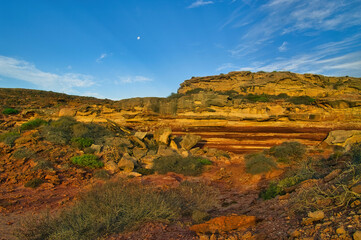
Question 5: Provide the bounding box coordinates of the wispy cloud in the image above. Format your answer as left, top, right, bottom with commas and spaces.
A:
217, 34, 361, 77
224, 0, 361, 57
117, 75, 153, 84
96, 53, 108, 63
188, 0, 214, 8
0, 55, 94, 93
278, 41, 288, 52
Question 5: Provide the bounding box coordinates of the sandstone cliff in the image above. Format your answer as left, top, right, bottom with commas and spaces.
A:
1, 71, 361, 153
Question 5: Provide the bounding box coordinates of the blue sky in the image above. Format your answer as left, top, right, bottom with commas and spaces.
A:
0, 0, 360, 100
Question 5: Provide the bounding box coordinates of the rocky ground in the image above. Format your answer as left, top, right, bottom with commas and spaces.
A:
0, 71, 361, 239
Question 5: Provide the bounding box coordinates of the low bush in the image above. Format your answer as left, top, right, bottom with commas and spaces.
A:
71, 137, 94, 149
70, 154, 104, 169
41, 117, 77, 144
0, 131, 20, 146
16, 180, 219, 240
152, 155, 210, 176
269, 141, 306, 162
33, 159, 54, 171
24, 178, 44, 188
287, 96, 315, 105
13, 148, 35, 159
349, 143, 361, 164
260, 160, 316, 200
41, 117, 113, 146
2, 108, 19, 115
245, 153, 277, 175
20, 119, 47, 131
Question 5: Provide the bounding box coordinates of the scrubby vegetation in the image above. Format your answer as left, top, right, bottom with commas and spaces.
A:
269, 141, 306, 162
152, 155, 211, 176
70, 154, 104, 169
20, 118, 47, 131
24, 178, 44, 188
16, 180, 219, 240
245, 153, 277, 174
260, 142, 361, 217
41, 116, 113, 145
2, 107, 19, 115
0, 131, 20, 146
12, 148, 35, 159
71, 137, 94, 149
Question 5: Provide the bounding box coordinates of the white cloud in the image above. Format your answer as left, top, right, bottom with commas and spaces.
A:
0, 55, 94, 93
278, 41, 288, 52
96, 53, 107, 63
117, 75, 153, 84
188, 0, 214, 8
224, 0, 361, 57
218, 34, 361, 77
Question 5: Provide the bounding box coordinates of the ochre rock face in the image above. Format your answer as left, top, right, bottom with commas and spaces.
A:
178, 71, 361, 98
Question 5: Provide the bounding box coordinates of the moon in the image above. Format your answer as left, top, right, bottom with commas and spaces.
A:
137, 36, 141, 40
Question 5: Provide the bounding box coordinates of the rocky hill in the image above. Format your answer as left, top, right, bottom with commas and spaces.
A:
1, 71, 361, 153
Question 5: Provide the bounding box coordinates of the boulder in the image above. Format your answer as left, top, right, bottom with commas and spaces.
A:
58, 108, 77, 117
140, 155, 157, 169
133, 147, 147, 160
190, 215, 256, 234
351, 183, 361, 194
354, 231, 361, 240
302, 210, 325, 225
157, 144, 178, 157
170, 139, 180, 151
104, 161, 119, 174
324, 130, 361, 150
323, 169, 342, 182
154, 127, 172, 145
180, 134, 201, 150
134, 131, 148, 140
90, 144, 102, 154
118, 153, 136, 172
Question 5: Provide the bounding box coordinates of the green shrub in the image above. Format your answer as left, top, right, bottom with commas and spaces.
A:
33, 159, 54, 171
20, 119, 47, 131
71, 154, 103, 169
269, 141, 306, 162
41, 117, 77, 144
25, 178, 44, 188
287, 96, 315, 105
13, 148, 35, 159
350, 143, 361, 164
152, 155, 207, 176
0, 131, 20, 146
2, 108, 19, 115
71, 137, 94, 149
199, 158, 212, 165
260, 182, 281, 200
245, 153, 277, 175
277, 93, 289, 99
261, 160, 316, 200
16, 180, 219, 240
